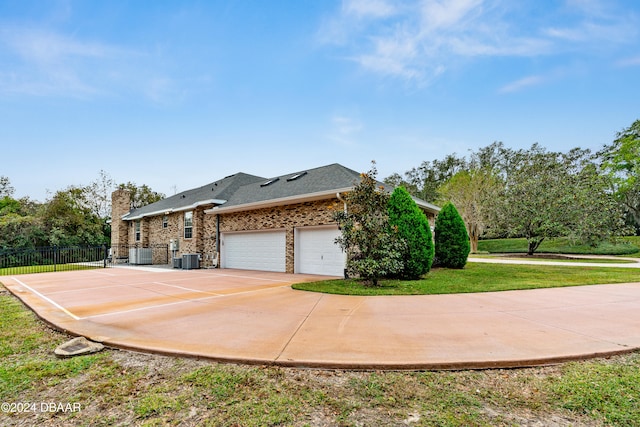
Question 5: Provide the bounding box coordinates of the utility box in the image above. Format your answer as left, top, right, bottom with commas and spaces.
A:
169, 239, 179, 251
172, 257, 182, 269
182, 254, 200, 270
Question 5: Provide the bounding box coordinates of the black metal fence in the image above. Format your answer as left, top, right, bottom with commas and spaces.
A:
0, 244, 169, 276
0, 245, 109, 276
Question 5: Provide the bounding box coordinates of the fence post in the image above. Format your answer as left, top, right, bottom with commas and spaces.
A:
54, 245, 58, 272
103, 244, 108, 268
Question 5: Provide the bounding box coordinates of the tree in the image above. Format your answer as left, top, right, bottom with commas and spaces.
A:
434, 202, 470, 269
495, 144, 628, 255
0, 176, 14, 198
388, 187, 434, 279
41, 187, 108, 246
86, 170, 116, 219
385, 154, 467, 203
334, 163, 404, 286
0, 195, 45, 249
599, 119, 640, 234
438, 168, 502, 253
117, 182, 165, 209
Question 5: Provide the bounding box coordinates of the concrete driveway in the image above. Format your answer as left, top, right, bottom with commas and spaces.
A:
3, 267, 640, 369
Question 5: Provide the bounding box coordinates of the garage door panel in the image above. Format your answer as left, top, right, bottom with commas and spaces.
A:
222, 231, 286, 272
297, 227, 344, 276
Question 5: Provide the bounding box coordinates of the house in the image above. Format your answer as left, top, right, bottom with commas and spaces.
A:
110, 163, 440, 276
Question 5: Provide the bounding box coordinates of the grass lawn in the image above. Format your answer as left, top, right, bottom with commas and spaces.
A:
0, 264, 100, 276
292, 262, 640, 296
2, 284, 640, 426
477, 236, 640, 256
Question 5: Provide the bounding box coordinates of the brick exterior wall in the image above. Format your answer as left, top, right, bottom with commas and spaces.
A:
111, 189, 436, 271
207, 198, 343, 272
110, 189, 131, 261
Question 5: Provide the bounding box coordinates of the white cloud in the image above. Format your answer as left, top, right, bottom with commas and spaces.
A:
419, 0, 483, 31
318, 0, 640, 86
3, 28, 112, 63
617, 55, 640, 67
343, 0, 397, 18
498, 75, 545, 93
0, 26, 133, 97
0, 26, 192, 104
329, 115, 363, 146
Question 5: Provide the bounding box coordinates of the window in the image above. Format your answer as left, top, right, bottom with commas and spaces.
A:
162, 215, 168, 229
135, 221, 141, 241
184, 211, 193, 239
287, 171, 307, 181
260, 177, 279, 187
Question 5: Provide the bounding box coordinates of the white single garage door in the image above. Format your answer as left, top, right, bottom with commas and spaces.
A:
296, 226, 345, 276
221, 230, 286, 272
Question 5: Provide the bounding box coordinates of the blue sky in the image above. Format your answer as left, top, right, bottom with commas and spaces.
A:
1, 0, 639, 201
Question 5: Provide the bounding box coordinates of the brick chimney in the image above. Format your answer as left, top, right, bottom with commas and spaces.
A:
110, 189, 131, 260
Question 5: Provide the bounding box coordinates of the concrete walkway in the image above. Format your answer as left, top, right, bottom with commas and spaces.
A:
468, 254, 640, 268
3, 264, 640, 370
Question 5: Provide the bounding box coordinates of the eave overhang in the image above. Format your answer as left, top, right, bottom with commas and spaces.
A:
123, 199, 227, 221
413, 197, 441, 213
204, 188, 354, 215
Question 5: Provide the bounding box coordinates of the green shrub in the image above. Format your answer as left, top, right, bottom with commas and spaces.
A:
434, 202, 470, 269
388, 187, 434, 279
333, 164, 404, 286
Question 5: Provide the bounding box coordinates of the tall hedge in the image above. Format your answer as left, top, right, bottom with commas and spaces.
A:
434, 202, 470, 269
388, 187, 434, 279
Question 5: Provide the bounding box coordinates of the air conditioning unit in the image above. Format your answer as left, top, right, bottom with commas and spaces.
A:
173, 257, 182, 269
182, 254, 200, 270
129, 248, 153, 265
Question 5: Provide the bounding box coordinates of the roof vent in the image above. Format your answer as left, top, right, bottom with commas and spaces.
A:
260, 177, 280, 187
286, 171, 307, 181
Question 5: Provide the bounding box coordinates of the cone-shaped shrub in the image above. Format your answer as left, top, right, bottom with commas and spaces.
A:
434, 202, 470, 269
388, 187, 434, 279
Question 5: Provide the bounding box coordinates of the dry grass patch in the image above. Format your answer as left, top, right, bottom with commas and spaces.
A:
2, 283, 639, 426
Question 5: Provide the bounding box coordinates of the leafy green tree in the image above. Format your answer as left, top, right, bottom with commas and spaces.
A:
41, 187, 108, 246
434, 202, 470, 269
438, 168, 502, 253
494, 144, 628, 255
600, 119, 640, 234
0, 176, 14, 198
385, 154, 467, 203
117, 182, 165, 209
334, 163, 404, 286
0, 213, 46, 249
388, 187, 434, 278
0, 192, 45, 249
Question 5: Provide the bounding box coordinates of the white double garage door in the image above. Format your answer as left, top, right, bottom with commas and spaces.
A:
220, 226, 344, 276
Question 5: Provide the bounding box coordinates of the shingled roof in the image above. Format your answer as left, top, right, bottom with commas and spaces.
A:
122, 163, 439, 220
122, 172, 265, 220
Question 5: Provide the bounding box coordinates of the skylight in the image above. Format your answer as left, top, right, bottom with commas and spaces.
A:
286, 171, 307, 181
260, 177, 280, 187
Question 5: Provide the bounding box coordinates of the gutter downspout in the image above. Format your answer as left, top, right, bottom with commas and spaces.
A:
215, 214, 221, 268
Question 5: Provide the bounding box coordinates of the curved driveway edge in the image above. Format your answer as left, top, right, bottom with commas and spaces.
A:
3, 267, 640, 370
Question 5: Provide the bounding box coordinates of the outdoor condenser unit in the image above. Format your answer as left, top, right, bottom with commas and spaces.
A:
182, 254, 200, 270
129, 248, 153, 265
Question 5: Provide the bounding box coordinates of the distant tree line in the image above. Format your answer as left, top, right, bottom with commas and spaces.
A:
0, 171, 164, 250
385, 119, 640, 255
